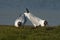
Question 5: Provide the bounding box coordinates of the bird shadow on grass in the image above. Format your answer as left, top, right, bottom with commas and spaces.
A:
46, 27, 56, 31
31, 26, 56, 31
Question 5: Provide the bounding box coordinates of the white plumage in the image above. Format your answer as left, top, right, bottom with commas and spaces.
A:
24, 12, 46, 27
14, 14, 27, 27
14, 8, 48, 27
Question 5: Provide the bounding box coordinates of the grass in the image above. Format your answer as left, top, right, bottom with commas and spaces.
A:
0, 25, 60, 40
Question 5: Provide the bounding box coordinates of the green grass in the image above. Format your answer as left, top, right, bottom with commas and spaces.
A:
0, 25, 60, 40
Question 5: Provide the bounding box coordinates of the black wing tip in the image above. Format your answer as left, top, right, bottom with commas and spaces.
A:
26, 8, 29, 13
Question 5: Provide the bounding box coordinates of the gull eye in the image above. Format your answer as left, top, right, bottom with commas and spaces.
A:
18, 22, 22, 26
44, 20, 48, 26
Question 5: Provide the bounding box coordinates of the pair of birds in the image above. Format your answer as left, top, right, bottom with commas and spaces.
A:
14, 8, 48, 27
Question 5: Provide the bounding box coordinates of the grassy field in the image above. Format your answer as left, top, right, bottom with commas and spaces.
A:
0, 25, 60, 40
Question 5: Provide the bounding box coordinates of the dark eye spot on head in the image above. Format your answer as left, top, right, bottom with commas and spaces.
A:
18, 22, 22, 26
44, 20, 48, 26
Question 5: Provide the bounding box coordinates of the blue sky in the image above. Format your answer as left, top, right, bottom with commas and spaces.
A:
0, 0, 60, 26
